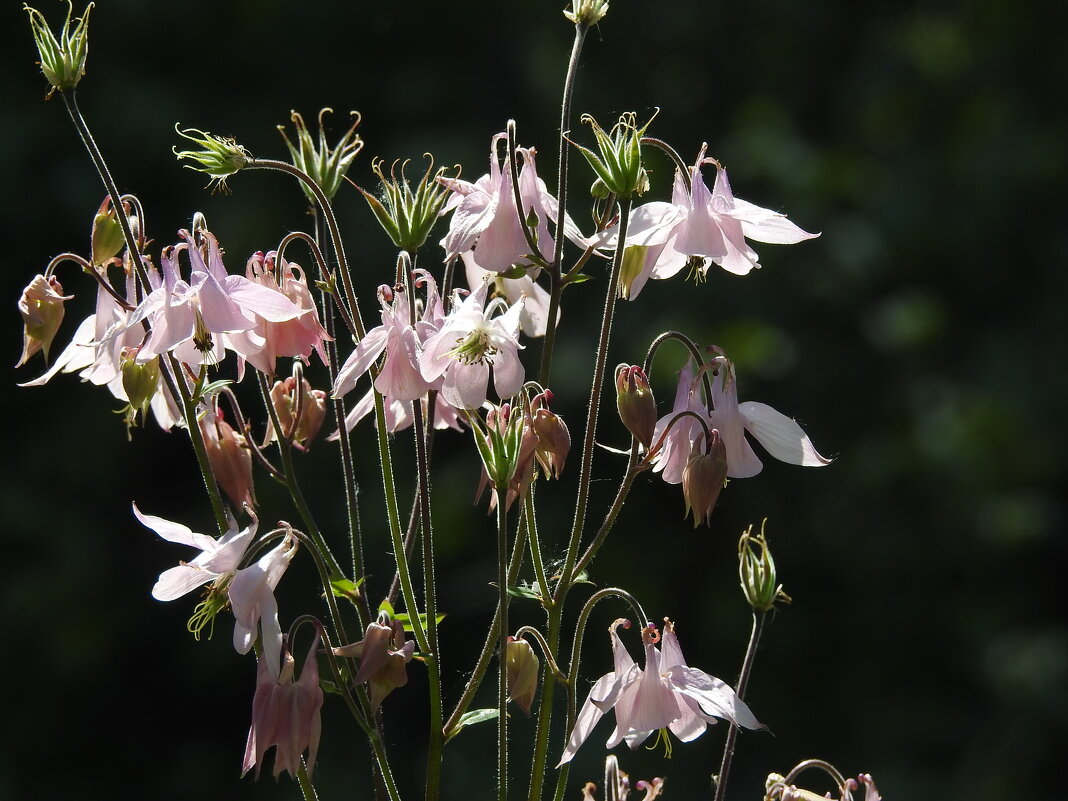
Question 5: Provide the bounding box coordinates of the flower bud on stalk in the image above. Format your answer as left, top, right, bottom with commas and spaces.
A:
91, 196, 126, 266
682, 428, 727, 527
201, 410, 255, 510
615, 364, 656, 447
739, 519, 791, 612
24, 2, 93, 96
17, 274, 72, 366
564, 0, 609, 26
505, 636, 540, 715
531, 390, 570, 478
265, 375, 328, 449
120, 347, 160, 417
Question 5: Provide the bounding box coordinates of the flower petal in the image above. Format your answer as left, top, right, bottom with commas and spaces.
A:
738, 401, 832, 467
665, 665, 764, 730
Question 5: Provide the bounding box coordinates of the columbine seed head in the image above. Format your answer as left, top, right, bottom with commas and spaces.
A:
24, 1, 93, 96
563, 0, 609, 26
278, 108, 363, 203
739, 519, 791, 612
574, 111, 655, 199
173, 125, 251, 193
359, 156, 453, 253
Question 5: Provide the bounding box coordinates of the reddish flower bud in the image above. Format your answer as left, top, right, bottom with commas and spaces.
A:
201, 408, 255, 510
265, 375, 328, 449
531, 391, 570, 478
615, 364, 656, 447
682, 428, 728, 527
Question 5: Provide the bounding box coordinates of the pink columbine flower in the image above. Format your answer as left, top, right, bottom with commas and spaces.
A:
332, 283, 430, 402
440, 133, 588, 273
419, 281, 525, 409
230, 530, 298, 678
333, 385, 466, 437
242, 630, 323, 780
130, 230, 307, 368
651, 355, 831, 480
133, 503, 256, 601
559, 619, 761, 765
603, 145, 818, 299
461, 251, 556, 338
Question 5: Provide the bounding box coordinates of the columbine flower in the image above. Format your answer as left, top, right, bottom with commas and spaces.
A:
242, 630, 323, 780
441, 133, 587, 273
230, 530, 298, 678
559, 619, 761, 765
133, 503, 256, 602
649, 361, 707, 485
704, 352, 831, 478
333, 283, 430, 402
420, 281, 525, 409
201, 405, 255, 510
462, 251, 556, 337
612, 144, 818, 298
334, 613, 415, 712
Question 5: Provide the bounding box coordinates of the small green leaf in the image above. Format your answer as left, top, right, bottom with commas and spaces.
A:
320, 679, 344, 695
378, 598, 395, 618
330, 577, 365, 602
505, 584, 542, 600
394, 611, 446, 632
446, 708, 500, 742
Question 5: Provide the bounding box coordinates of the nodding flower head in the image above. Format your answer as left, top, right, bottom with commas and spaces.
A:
174, 125, 252, 193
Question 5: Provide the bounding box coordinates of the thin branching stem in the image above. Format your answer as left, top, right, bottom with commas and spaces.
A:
713, 610, 767, 801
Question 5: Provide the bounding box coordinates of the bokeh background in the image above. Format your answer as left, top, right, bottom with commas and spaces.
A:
3, 1, 1066, 799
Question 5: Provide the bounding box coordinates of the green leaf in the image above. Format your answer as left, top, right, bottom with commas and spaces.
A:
505, 584, 542, 600
330, 577, 365, 602
378, 598, 395, 618
446, 708, 500, 742
394, 611, 447, 632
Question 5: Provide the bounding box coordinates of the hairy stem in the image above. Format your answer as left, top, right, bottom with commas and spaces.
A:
713, 611, 767, 801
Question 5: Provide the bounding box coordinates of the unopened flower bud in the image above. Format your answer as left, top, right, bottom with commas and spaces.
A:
120, 347, 160, 415
91, 196, 126, 266
531, 391, 570, 479
739, 519, 790, 612
506, 636, 540, 715
266, 375, 328, 449
24, 2, 93, 96
615, 364, 656, 447
17, 274, 72, 367
682, 429, 727, 527
201, 409, 255, 509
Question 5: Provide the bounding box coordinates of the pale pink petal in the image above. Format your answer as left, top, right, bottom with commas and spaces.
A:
664, 665, 763, 730
133, 504, 217, 551
738, 401, 831, 467
730, 198, 819, 244
332, 326, 390, 397
558, 672, 615, 766
152, 564, 217, 601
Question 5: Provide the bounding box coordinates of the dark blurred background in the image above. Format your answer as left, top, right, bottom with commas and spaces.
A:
3, 1, 1066, 799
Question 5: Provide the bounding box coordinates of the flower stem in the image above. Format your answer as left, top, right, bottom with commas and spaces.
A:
713, 610, 767, 801
58, 90, 228, 534
539, 22, 589, 386
497, 500, 511, 801
555, 196, 632, 609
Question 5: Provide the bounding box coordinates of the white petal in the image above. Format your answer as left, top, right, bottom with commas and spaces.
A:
133, 503, 217, 551
731, 198, 819, 244
558, 676, 611, 766
739, 401, 832, 467
152, 564, 216, 601
666, 666, 764, 730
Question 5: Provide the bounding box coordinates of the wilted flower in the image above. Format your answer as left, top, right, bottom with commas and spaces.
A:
16, 274, 72, 366
242, 631, 323, 780
559, 619, 762, 765
334, 613, 416, 712
265, 374, 328, 449
174, 126, 251, 193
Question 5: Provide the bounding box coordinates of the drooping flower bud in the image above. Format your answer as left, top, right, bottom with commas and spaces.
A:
358, 156, 453, 253
173, 125, 251, 193
24, 2, 93, 96
120, 346, 160, 418
17, 274, 72, 367
738, 519, 791, 612
265, 374, 328, 449
90, 196, 126, 266
681, 428, 728, 527
531, 391, 570, 479
615, 364, 656, 447
201, 408, 255, 510
506, 636, 540, 715
573, 112, 654, 199
278, 108, 363, 203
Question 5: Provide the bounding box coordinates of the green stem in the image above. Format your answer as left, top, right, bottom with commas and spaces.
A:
296, 759, 320, 800
497, 501, 510, 801
58, 90, 227, 534
713, 611, 767, 801
523, 485, 552, 612
539, 22, 589, 386
554, 196, 632, 609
